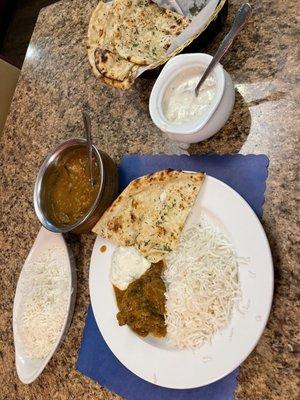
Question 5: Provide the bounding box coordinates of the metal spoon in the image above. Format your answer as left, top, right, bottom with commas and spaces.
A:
195, 3, 252, 96
82, 110, 94, 187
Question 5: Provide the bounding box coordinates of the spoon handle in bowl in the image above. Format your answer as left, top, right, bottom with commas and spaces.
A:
82, 110, 94, 187
195, 3, 252, 96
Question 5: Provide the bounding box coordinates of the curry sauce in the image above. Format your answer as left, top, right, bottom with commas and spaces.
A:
114, 261, 166, 338
46, 147, 100, 226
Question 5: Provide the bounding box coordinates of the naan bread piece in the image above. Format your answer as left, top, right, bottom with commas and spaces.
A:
94, 48, 138, 81
93, 170, 205, 262
100, 74, 136, 90
112, 0, 189, 66
87, 1, 138, 86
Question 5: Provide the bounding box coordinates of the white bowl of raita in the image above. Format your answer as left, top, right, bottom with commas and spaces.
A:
149, 53, 235, 143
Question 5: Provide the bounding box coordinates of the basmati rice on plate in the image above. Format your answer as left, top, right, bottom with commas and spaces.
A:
164, 219, 240, 350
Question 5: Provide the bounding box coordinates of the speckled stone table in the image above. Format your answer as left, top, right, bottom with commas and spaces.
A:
0, 0, 299, 399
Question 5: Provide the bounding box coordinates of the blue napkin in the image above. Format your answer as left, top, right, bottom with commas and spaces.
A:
77, 154, 269, 400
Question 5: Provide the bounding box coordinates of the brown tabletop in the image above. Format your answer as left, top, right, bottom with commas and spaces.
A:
0, 0, 299, 399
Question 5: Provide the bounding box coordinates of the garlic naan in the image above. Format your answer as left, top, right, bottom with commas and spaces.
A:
87, 0, 190, 89
87, 1, 138, 87
93, 170, 205, 262
112, 0, 189, 66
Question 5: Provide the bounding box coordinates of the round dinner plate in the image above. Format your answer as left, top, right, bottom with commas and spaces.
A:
89, 175, 273, 389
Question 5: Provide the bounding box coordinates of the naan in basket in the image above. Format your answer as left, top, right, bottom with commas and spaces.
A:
93, 170, 205, 262
112, 0, 189, 66
87, 0, 189, 89
87, 1, 138, 89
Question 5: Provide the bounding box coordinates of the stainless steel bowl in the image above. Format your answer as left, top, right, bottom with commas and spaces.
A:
34, 138, 118, 234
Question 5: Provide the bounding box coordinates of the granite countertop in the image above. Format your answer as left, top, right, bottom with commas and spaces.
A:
0, 0, 299, 399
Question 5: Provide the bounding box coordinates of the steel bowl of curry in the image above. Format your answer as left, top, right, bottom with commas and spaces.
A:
34, 138, 118, 233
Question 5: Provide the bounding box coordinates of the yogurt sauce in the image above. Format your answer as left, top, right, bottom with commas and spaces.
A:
162, 69, 217, 125
110, 246, 151, 290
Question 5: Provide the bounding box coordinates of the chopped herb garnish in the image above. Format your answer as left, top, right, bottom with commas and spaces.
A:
162, 244, 172, 252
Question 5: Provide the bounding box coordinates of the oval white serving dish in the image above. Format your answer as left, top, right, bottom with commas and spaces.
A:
13, 227, 76, 384
149, 53, 235, 143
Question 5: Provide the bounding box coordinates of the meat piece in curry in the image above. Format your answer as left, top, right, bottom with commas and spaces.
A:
114, 260, 166, 337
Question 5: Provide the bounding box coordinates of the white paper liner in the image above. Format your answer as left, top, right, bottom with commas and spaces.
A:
167, 0, 220, 54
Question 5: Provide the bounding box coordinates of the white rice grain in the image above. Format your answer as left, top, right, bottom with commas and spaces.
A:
164, 219, 240, 349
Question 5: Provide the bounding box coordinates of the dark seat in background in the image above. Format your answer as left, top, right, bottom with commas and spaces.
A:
0, 1, 20, 134
0, 0, 13, 50
0, 0, 58, 68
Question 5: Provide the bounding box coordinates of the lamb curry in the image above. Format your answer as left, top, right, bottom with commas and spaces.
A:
114, 260, 166, 337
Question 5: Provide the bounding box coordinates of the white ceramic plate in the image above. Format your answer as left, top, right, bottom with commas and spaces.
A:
89, 175, 273, 389
13, 227, 76, 384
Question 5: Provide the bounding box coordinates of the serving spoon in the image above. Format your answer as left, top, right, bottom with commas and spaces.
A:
194, 3, 252, 97
82, 110, 94, 187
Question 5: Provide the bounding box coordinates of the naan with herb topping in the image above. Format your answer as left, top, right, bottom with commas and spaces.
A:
87, 0, 138, 89
112, 0, 189, 65
87, 0, 189, 89
92, 170, 205, 262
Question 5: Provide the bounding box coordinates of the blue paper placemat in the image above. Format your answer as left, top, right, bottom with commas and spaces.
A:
77, 154, 269, 400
